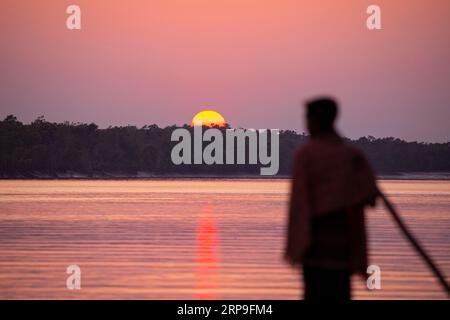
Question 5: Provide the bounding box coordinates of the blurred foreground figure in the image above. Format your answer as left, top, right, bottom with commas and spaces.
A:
286, 97, 378, 300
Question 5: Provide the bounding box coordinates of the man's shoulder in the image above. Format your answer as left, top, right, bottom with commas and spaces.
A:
341, 143, 367, 159
294, 143, 314, 161
295, 140, 367, 161
293, 141, 326, 166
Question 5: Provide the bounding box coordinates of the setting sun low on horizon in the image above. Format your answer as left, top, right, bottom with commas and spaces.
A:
191, 110, 227, 128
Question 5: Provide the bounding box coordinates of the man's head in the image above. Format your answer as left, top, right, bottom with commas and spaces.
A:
305, 97, 338, 136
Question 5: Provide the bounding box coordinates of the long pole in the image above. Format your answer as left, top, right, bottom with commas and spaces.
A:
379, 192, 450, 297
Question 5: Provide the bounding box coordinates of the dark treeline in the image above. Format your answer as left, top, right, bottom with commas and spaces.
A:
1, 115, 449, 178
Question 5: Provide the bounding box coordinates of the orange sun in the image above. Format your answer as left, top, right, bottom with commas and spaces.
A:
191, 110, 226, 128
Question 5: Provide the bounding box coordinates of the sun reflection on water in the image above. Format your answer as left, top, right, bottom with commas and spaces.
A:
195, 203, 220, 299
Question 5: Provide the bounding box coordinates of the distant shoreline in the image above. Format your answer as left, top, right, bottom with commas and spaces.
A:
2, 172, 450, 181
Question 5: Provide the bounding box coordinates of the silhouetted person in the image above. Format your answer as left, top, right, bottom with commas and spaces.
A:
285, 97, 378, 300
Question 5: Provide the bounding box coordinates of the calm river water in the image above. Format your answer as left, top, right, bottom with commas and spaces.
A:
0, 179, 449, 299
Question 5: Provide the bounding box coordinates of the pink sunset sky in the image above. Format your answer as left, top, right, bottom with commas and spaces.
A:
0, 0, 449, 142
